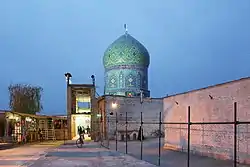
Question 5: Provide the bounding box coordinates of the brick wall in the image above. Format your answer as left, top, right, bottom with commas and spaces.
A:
100, 96, 163, 139
0, 112, 5, 137
163, 78, 250, 164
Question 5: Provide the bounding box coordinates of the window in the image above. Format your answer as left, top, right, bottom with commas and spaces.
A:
78, 101, 90, 109
76, 96, 91, 113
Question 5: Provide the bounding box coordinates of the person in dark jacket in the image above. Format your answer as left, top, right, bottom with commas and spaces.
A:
38, 128, 43, 142
86, 126, 90, 134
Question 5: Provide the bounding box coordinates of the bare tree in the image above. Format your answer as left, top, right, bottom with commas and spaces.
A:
8, 84, 43, 114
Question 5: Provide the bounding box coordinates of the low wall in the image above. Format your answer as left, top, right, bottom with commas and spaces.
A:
103, 96, 163, 140
55, 129, 68, 140
0, 112, 5, 137
163, 78, 250, 164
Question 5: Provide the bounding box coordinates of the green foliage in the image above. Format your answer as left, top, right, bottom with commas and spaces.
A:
8, 84, 43, 114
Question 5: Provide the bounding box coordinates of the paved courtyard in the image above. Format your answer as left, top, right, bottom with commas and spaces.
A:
29, 141, 156, 167
107, 138, 250, 167
1, 139, 250, 167
0, 141, 64, 167
0, 140, 157, 167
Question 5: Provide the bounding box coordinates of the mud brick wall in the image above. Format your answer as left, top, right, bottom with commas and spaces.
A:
104, 96, 163, 139
163, 78, 250, 164
0, 112, 5, 137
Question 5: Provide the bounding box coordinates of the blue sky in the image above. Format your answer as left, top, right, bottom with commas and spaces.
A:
0, 0, 249, 115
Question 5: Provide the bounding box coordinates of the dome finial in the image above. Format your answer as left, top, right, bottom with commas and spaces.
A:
124, 24, 128, 34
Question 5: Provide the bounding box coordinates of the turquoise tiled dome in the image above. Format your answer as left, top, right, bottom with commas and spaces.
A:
103, 31, 150, 97
103, 34, 150, 69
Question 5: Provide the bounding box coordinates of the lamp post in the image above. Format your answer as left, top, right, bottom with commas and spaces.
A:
64, 73, 72, 86
91, 75, 95, 86
64, 72, 72, 141
139, 89, 145, 159
110, 101, 118, 150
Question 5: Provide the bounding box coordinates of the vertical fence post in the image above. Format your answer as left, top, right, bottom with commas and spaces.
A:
101, 113, 103, 146
158, 112, 162, 166
100, 115, 102, 147
116, 112, 118, 151
140, 111, 143, 160
64, 127, 65, 145
247, 121, 249, 157
187, 106, 191, 167
234, 102, 237, 167
202, 117, 204, 155
125, 112, 128, 154
107, 116, 110, 149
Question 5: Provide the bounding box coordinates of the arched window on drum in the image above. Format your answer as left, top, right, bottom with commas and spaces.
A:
109, 74, 118, 88
125, 73, 136, 87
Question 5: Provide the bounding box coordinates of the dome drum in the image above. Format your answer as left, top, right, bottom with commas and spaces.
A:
104, 68, 148, 96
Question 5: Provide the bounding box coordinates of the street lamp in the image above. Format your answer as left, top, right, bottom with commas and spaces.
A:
91, 75, 95, 86
110, 102, 118, 115
64, 72, 72, 85
111, 102, 118, 109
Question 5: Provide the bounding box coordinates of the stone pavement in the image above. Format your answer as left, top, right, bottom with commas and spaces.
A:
0, 143, 14, 150
29, 141, 157, 167
0, 140, 64, 167
108, 138, 250, 167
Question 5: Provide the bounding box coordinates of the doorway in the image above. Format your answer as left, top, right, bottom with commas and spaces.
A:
74, 114, 91, 140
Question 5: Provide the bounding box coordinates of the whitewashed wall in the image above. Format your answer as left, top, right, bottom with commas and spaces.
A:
104, 96, 163, 139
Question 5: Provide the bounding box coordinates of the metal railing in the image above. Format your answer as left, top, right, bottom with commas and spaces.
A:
99, 102, 250, 167
3, 127, 68, 144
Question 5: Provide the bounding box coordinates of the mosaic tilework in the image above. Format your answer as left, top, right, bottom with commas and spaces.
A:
103, 33, 150, 97
103, 34, 150, 69
104, 69, 148, 96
